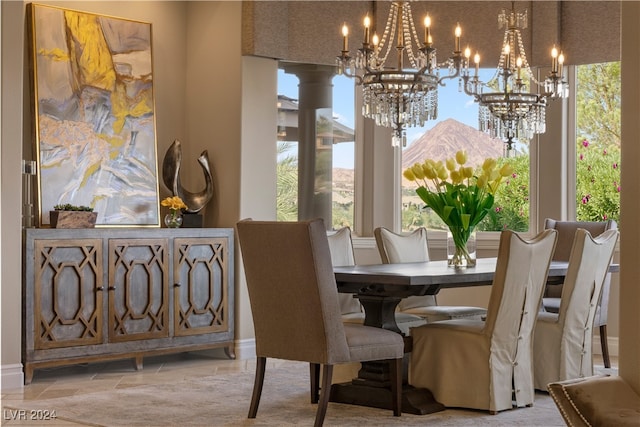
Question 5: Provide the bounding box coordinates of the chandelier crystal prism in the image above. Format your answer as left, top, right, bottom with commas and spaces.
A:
336, 1, 568, 150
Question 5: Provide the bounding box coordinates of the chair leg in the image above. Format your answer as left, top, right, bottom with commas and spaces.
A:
248, 356, 266, 419
389, 358, 402, 417
600, 325, 611, 369
314, 364, 333, 427
310, 363, 320, 403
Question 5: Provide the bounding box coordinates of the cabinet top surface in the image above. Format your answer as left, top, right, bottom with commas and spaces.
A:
25, 227, 234, 238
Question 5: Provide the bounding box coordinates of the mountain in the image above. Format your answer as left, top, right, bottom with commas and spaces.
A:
331, 119, 506, 205
402, 119, 504, 169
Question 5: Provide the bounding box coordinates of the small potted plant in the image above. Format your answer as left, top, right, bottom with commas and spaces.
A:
50, 204, 98, 228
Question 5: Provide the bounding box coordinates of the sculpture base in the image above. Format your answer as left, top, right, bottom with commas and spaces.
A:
181, 213, 203, 228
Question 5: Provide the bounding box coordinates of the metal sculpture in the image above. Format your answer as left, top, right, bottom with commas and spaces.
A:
162, 139, 213, 213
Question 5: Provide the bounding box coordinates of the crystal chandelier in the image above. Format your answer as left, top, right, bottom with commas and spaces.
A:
336, 1, 466, 147
336, 1, 568, 150
461, 2, 568, 151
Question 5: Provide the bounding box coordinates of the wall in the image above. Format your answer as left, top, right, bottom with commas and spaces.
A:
0, 0, 23, 389
620, 0, 640, 392
0, 0, 244, 388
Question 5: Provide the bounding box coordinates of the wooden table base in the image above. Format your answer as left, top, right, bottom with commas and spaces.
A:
329, 381, 445, 415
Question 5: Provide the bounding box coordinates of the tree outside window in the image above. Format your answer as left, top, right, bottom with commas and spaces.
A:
575, 62, 621, 224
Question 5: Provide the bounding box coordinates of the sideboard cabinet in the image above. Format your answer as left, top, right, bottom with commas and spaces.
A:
23, 228, 234, 384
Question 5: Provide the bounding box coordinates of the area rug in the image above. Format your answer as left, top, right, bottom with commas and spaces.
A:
8, 361, 565, 426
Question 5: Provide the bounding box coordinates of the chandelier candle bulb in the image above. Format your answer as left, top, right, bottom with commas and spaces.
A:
504, 44, 510, 68
454, 24, 461, 52
551, 46, 558, 73
474, 53, 480, 76
558, 52, 565, 76
363, 15, 370, 45
424, 15, 431, 46
516, 57, 522, 80
342, 24, 348, 52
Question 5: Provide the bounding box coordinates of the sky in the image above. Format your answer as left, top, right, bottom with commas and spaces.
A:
278, 68, 497, 168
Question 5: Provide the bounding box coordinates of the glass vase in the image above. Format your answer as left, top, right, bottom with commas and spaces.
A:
164, 211, 183, 228
447, 229, 477, 268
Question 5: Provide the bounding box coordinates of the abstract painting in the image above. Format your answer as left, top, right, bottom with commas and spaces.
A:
30, 4, 160, 226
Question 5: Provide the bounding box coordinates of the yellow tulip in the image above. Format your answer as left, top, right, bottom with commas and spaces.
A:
423, 163, 437, 180
482, 158, 497, 172
477, 175, 487, 188
412, 164, 425, 180
499, 163, 514, 177
450, 170, 462, 184
456, 150, 467, 165
437, 165, 449, 180
462, 166, 473, 178
446, 158, 456, 171
403, 168, 416, 181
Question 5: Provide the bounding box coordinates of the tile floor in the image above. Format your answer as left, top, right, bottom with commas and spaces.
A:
1, 350, 617, 426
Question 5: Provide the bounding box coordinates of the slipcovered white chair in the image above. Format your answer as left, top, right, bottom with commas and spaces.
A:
409, 229, 557, 413
328, 227, 426, 334
542, 218, 618, 368
533, 228, 618, 391
237, 219, 403, 426
374, 227, 487, 322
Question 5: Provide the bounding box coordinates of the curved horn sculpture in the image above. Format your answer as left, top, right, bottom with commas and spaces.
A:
162, 139, 214, 213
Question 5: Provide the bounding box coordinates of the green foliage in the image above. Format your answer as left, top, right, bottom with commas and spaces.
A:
53, 203, 93, 212
276, 142, 298, 221
477, 155, 529, 232
576, 139, 620, 222
575, 62, 621, 224
576, 63, 621, 149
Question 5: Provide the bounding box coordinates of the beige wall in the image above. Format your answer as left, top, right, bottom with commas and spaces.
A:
620, 1, 640, 392
1, 0, 23, 387
0, 0, 249, 387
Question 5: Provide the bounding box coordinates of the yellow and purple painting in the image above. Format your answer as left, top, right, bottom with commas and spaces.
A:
30, 4, 159, 226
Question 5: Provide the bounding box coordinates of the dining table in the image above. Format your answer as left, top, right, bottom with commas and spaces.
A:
329, 257, 620, 415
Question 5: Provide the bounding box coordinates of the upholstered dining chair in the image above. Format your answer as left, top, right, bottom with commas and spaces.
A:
374, 227, 487, 322
328, 227, 426, 334
533, 228, 618, 391
237, 219, 403, 426
409, 229, 557, 413
542, 218, 618, 368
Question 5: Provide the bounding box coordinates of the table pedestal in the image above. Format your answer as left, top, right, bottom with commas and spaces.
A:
329, 295, 446, 415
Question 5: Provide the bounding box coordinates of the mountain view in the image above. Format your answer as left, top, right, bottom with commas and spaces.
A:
332, 119, 505, 202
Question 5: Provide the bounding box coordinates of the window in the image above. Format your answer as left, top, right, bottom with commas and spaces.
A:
276, 68, 355, 229
575, 62, 620, 224
400, 69, 530, 233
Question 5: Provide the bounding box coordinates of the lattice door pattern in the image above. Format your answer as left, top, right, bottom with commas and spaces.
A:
34, 239, 103, 349
174, 237, 229, 336
108, 239, 169, 342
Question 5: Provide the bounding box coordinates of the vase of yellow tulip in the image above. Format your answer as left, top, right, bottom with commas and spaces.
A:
403, 150, 513, 268
161, 196, 188, 228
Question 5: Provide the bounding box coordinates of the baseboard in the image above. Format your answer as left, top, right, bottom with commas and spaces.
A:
593, 335, 619, 357
1, 363, 24, 390
234, 338, 256, 360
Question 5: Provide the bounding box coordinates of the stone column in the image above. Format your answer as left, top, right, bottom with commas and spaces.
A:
282, 64, 335, 227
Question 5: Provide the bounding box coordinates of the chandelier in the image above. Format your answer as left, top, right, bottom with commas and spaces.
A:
461, 2, 568, 150
336, 1, 568, 150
